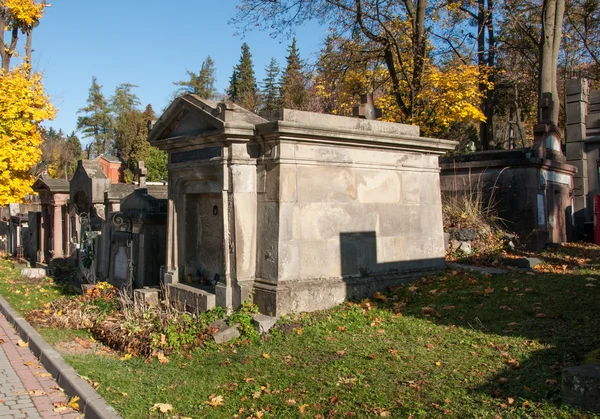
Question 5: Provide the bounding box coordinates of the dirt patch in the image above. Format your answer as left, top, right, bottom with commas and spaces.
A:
54, 338, 114, 356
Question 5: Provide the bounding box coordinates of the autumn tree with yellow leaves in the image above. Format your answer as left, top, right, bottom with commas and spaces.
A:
0, 0, 55, 205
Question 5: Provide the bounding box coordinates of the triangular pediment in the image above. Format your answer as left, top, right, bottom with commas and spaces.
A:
148, 95, 226, 146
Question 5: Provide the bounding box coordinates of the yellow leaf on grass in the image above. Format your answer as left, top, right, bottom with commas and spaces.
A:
150, 403, 173, 413
299, 403, 309, 413
120, 353, 132, 361
262, 353, 270, 359
205, 395, 224, 407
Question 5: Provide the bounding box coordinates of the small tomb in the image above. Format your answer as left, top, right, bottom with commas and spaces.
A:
149, 95, 455, 315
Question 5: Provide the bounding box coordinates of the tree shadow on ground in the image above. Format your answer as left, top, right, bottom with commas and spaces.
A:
373, 244, 600, 412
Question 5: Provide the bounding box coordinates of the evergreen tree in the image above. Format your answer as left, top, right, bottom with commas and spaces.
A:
227, 43, 258, 111
260, 57, 281, 114
174, 56, 218, 99
111, 84, 143, 162
143, 104, 156, 127
77, 77, 113, 157
280, 38, 308, 110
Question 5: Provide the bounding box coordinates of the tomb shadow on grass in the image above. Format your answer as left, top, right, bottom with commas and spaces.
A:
390, 268, 599, 411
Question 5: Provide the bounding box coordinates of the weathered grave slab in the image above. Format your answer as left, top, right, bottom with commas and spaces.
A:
133, 287, 160, 307
213, 323, 240, 344
562, 363, 600, 413
20, 268, 46, 279
251, 313, 277, 334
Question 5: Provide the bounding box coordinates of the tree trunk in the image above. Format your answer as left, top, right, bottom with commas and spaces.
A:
538, 0, 565, 124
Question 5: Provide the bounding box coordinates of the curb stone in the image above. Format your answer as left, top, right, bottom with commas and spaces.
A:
0, 294, 123, 419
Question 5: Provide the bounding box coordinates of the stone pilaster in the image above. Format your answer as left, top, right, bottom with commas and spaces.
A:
52, 204, 63, 258
565, 79, 590, 228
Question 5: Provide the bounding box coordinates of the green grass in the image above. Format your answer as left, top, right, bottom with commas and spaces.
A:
0, 259, 75, 313
1, 247, 600, 418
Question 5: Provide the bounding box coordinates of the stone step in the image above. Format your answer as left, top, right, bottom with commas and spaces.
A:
167, 283, 215, 314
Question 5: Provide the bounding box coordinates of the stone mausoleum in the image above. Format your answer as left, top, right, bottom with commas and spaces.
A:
149, 95, 455, 315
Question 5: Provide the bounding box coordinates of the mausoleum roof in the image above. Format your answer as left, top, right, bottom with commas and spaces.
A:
32, 176, 70, 193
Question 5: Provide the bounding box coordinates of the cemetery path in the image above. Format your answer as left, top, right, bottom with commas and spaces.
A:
0, 312, 81, 419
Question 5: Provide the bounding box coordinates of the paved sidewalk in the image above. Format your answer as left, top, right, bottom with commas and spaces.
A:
0, 313, 81, 419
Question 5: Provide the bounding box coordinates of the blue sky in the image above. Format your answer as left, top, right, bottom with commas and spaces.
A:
32, 0, 325, 141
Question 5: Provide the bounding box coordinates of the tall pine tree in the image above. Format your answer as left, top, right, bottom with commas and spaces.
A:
77, 77, 113, 157
174, 56, 218, 99
260, 57, 281, 114
227, 43, 257, 111
280, 38, 308, 110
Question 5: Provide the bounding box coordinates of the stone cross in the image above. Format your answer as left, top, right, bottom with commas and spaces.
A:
137, 161, 147, 188
353, 93, 382, 120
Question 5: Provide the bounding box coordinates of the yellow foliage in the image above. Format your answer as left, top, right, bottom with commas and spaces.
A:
380, 62, 490, 135
2, 0, 44, 29
0, 63, 56, 205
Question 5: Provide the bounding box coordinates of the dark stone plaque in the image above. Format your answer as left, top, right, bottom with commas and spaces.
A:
171, 146, 222, 164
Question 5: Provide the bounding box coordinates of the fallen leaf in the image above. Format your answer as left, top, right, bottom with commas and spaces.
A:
120, 353, 132, 361
507, 397, 515, 405
435, 361, 441, 366
121, 392, 128, 396
336, 350, 346, 356
35, 372, 51, 378
498, 377, 508, 384
338, 325, 346, 332
408, 286, 418, 292
535, 313, 547, 318
67, 395, 80, 411
17, 339, 28, 347
262, 353, 270, 359
299, 403, 309, 413
205, 395, 224, 407
545, 379, 557, 385
53, 406, 70, 413
74, 337, 91, 349
150, 403, 173, 413
585, 283, 596, 287
374, 292, 387, 301
286, 399, 297, 405
484, 287, 494, 295
28, 390, 47, 396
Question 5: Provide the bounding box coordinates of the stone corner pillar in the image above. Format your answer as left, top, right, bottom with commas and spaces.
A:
52, 204, 64, 258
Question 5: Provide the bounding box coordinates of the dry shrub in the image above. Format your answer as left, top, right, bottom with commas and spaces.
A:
27, 282, 118, 329
443, 169, 511, 262
92, 301, 226, 358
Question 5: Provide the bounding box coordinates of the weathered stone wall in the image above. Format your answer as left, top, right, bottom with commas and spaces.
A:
252, 109, 453, 315
440, 150, 575, 249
